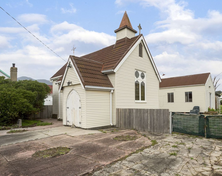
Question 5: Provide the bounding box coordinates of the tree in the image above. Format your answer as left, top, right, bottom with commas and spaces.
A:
0, 77, 50, 125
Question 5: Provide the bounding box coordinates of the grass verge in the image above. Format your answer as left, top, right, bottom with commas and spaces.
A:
22, 120, 52, 127
7, 129, 28, 133
32, 147, 70, 159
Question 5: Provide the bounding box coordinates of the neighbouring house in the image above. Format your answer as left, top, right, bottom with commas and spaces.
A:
159, 73, 215, 113
50, 12, 161, 128
44, 85, 53, 105
0, 69, 10, 79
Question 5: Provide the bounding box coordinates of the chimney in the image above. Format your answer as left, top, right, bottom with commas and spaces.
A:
10, 63, 17, 81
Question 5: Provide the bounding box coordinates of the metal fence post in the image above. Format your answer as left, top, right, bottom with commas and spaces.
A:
169, 111, 172, 134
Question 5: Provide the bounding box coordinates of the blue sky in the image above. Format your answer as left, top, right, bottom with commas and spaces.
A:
1, 0, 222, 90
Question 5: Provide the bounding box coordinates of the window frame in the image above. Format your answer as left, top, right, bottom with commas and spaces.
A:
167, 92, 174, 103
135, 70, 146, 102
185, 91, 192, 102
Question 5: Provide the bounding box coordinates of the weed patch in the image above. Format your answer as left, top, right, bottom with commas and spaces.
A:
169, 152, 177, 156
151, 140, 158, 146
22, 120, 52, 127
114, 135, 138, 141
32, 147, 70, 159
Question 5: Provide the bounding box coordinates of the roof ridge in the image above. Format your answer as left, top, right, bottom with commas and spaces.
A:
161, 72, 210, 80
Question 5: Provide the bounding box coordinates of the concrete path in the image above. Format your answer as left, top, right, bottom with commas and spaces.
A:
0, 129, 151, 176
0, 126, 101, 146
93, 133, 222, 176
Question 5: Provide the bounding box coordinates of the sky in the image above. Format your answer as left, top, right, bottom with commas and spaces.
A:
1, 0, 222, 90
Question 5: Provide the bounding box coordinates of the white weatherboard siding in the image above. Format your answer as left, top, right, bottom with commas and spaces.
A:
108, 74, 116, 125
61, 66, 86, 127
205, 76, 215, 110
52, 81, 59, 115
86, 91, 110, 128
115, 43, 159, 109
116, 28, 135, 40
159, 85, 207, 112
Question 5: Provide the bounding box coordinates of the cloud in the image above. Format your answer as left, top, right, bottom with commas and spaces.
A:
0, 36, 11, 49
61, 3, 77, 14
50, 21, 115, 47
17, 14, 48, 24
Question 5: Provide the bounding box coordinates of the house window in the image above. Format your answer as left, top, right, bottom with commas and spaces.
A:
135, 70, 146, 101
139, 43, 143, 57
185, 92, 192, 102
168, 93, 174, 103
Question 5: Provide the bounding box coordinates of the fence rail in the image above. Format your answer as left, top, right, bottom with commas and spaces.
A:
116, 108, 170, 133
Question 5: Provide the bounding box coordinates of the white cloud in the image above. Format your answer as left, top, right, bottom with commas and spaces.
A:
50, 21, 115, 47
0, 36, 11, 49
17, 14, 48, 24
0, 24, 39, 33
61, 3, 77, 14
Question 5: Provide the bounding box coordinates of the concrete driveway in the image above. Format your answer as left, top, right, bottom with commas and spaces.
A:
0, 127, 151, 176
93, 133, 222, 176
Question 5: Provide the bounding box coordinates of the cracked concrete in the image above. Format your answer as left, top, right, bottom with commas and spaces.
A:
92, 133, 222, 176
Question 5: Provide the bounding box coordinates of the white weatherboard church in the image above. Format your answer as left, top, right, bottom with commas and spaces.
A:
51, 12, 161, 128
51, 12, 215, 128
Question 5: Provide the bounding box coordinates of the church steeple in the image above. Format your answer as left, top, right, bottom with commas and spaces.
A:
114, 11, 137, 40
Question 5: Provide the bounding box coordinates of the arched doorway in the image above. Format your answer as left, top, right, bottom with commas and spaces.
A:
66, 90, 81, 127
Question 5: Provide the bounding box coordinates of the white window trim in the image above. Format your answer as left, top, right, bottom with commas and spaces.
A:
167, 92, 174, 103
135, 70, 146, 102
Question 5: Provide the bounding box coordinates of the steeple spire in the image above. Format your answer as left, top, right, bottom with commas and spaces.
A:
115, 11, 137, 34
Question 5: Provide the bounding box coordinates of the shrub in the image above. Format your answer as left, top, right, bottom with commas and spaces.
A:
0, 77, 50, 125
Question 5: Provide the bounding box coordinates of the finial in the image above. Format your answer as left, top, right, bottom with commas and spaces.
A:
138, 24, 142, 34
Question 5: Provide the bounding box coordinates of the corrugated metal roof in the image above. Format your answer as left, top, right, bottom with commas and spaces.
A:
160, 73, 210, 88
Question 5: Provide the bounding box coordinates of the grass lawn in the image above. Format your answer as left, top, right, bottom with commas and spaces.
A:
0, 119, 52, 130
22, 120, 52, 127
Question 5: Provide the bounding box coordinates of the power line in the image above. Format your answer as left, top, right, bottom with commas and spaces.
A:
0, 6, 66, 62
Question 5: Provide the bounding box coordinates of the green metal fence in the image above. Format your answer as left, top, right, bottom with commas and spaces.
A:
206, 116, 222, 139
172, 114, 205, 137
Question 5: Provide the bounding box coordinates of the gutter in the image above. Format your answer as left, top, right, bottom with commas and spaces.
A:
101, 69, 114, 74
85, 85, 114, 91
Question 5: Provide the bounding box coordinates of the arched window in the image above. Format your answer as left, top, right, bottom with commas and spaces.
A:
139, 43, 143, 57
141, 82, 145, 101
135, 70, 146, 101
135, 81, 140, 100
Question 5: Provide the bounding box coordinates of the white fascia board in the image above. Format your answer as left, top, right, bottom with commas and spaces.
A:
50, 75, 62, 81
59, 57, 85, 92
114, 35, 161, 82
85, 85, 114, 91
70, 59, 85, 89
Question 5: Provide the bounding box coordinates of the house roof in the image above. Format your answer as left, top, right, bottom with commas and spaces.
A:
160, 73, 210, 88
114, 11, 137, 33
48, 85, 52, 94
70, 56, 113, 88
0, 69, 10, 78
82, 35, 141, 71
51, 63, 67, 79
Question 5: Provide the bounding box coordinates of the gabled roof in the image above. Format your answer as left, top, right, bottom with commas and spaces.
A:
51, 63, 67, 79
0, 69, 10, 78
160, 73, 210, 88
82, 35, 141, 71
70, 56, 113, 88
114, 11, 137, 33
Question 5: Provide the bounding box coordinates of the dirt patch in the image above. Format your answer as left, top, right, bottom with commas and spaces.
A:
32, 147, 70, 159
114, 135, 139, 141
